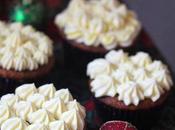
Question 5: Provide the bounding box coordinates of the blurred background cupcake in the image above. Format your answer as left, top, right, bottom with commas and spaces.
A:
0, 21, 54, 95
87, 50, 173, 130
55, 0, 141, 75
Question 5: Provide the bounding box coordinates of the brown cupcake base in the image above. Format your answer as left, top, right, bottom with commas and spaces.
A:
93, 93, 169, 130
0, 56, 55, 80
58, 28, 142, 54
98, 92, 169, 111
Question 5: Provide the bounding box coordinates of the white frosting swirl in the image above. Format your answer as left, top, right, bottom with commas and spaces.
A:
133, 68, 149, 82
0, 104, 14, 126
146, 60, 167, 72
27, 124, 49, 130
49, 120, 69, 130
61, 109, 84, 130
66, 100, 86, 118
112, 69, 132, 84
1, 117, 28, 130
27, 93, 46, 108
87, 50, 173, 105
117, 81, 144, 105
0, 21, 53, 71
14, 101, 36, 121
91, 75, 117, 97
105, 50, 128, 66
55, 0, 141, 49
42, 98, 66, 119
54, 89, 73, 103
130, 52, 152, 67
87, 58, 111, 79
15, 83, 37, 100
152, 69, 173, 91
1, 94, 19, 108
28, 109, 55, 125
38, 84, 56, 99
139, 78, 164, 102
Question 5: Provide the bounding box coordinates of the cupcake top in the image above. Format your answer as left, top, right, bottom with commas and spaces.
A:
0, 83, 86, 130
87, 50, 173, 106
55, 0, 141, 50
0, 21, 53, 71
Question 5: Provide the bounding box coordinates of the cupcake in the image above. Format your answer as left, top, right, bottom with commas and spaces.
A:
0, 21, 54, 93
0, 83, 86, 130
87, 50, 173, 129
100, 121, 137, 130
55, 0, 141, 74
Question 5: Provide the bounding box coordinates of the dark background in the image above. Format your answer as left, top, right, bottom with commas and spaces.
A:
122, 0, 175, 74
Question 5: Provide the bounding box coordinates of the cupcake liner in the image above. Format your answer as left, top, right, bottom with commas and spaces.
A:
93, 97, 165, 130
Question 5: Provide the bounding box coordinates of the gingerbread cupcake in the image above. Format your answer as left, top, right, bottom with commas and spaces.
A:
0, 83, 86, 130
87, 50, 173, 129
0, 21, 54, 93
55, 0, 141, 74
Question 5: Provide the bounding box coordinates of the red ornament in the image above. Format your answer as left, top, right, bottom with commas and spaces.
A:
100, 121, 137, 130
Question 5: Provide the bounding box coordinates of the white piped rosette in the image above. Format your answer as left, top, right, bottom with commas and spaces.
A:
87, 50, 173, 106
55, 0, 141, 50
0, 83, 86, 130
0, 21, 53, 71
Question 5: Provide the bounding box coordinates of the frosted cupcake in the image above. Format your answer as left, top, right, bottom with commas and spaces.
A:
0, 83, 86, 130
0, 21, 54, 80
55, 0, 141, 74
87, 50, 173, 129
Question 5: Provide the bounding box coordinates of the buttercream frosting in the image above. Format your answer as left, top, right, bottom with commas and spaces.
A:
54, 89, 73, 103
130, 52, 152, 67
0, 83, 86, 130
55, 0, 141, 49
0, 104, 14, 126
139, 78, 164, 102
61, 109, 84, 130
49, 120, 70, 130
1, 117, 28, 130
91, 75, 117, 97
87, 50, 173, 106
27, 93, 46, 108
66, 100, 86, 118
0, 21, 53, 71
27, 123, 49, 130
15, 83, 37, 100
1, 94, 19, 108
42, 97, 67, 119
87, 58, 111, 79
117, 81, 144, 105
105, 50, 128, 66
38, 84, 56, 99
14, 101, 36, 121
28, 109, 55, 125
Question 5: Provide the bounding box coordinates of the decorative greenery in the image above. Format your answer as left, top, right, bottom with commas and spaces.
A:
10, 0, 44, 25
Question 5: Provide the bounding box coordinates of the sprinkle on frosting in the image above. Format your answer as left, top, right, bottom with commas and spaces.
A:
87, 50, 173, 106
0, 83, 85, 130
55, 0, 141, 49
0, 21, 53, 71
